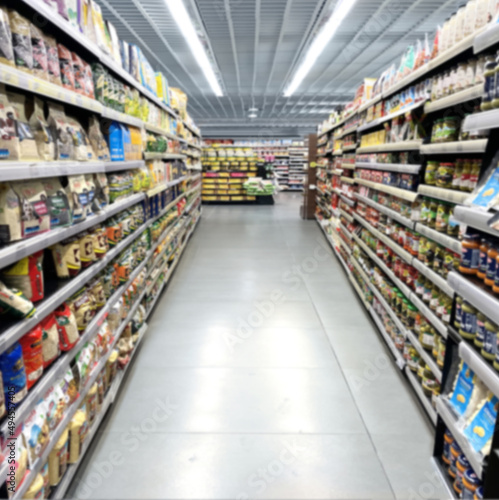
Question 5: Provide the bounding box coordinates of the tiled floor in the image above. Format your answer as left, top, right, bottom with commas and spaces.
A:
69, 194, 446, 500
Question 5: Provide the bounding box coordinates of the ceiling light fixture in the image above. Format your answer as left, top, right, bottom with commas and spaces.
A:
284, 0, 357, 97
248, 112, 258, 119
165, 0, 223, 96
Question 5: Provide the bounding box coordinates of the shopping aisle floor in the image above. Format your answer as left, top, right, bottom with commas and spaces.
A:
70, 194, 446, 500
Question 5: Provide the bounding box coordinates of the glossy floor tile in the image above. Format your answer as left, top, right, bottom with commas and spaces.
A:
69, 194, 442, 499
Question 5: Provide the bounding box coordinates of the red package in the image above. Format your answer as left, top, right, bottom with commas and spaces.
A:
55, 303, 80, 351
83, 62, 95, 99
58, 44, 75, 91
72, 52, 86, 96
1, 251, 45, 303
41, 313, 61, 369
19, 325, 44, 390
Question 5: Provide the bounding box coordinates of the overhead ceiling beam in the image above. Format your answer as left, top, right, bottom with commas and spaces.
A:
251, 0, 261, 99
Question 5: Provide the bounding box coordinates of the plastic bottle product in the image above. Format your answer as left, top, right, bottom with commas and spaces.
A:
481, 319, 499, 360
454, 4, 467, 44
459, 301, 478, 340
464, 0, 478, 37
441, 18, 451, 53
485, 245, 498, 287
436, 163, 455, 189
478, 239, 490, 280
476, 312, 487, 348
453, 159, 464, 190
455, 295, 464, 329
459, 234, 480, 274
477, 0, 492, 28
428, 199, 439, 228
468, 160, 482, 192
481, 55, 496, 111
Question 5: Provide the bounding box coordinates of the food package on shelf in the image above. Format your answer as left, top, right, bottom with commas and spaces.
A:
23, 400, 50, 466
0, 342, 28, 404
2, 251, 45, 303
19, 325, 44, 389
8, 10, 33, 73
0, 7, 14, 67
28, 97, 56, 162
156, 72, 170, 106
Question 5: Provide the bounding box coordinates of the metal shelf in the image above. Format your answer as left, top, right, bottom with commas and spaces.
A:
435, 397, 485, 479
356, 178, 419, 202
425, 85, 482, 114
0, 193, 145, 272
339, 194, 356, 208
341, 176, 356, 185
358, 100, 426, 133
418, 185, 469, 204
415, 223, 462, 255
101, 107, 143, 128
342, 144, 357, 152
144, 153, 187, 161
339, 125, 358, 138
339, 222, 353, 241
463, 107, 499, 132
357, 140, 422, 154
420, 139, 488, 155
448, 271, 499, 327
105, 161, 146, 173
339, 208, 354, 224
453, 205, 499, 238
474, 22, 499, 53
355, 193, 415, 229
412, 258, 454, 298
0, 160, 106, 181
406, 366, 438, 426
355, 162, 422, 174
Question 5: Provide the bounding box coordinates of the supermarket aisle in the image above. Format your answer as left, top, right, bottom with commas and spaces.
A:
70, 194, 445, 500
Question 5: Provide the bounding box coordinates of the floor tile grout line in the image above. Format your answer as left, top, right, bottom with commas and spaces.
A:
301, 227, 398, 500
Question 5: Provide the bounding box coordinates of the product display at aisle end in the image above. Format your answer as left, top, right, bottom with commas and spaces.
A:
315, 2, 499, 497
0, 1, 203, 498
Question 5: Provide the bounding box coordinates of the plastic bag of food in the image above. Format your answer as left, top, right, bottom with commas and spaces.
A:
0, 7, 14, 67
0, 342, 28, 404
47, 103, 73, 160
66, 0, 82, 31
84, 174, 96, 215
30, 23, 48, 80
41, 313, 61, 369
55, 303, 79, 351
0, 280, 35, 319
68, 288, 96, 332
68, 408, 88, 464
72, 52, 86, 96
19, 325, 44, 389
0, 183, 22, 244
43, 34, 62, 86
78, 231, 96, 269
7, 91, 40, 161
48, 427, 68, 487
2, 251, 44, 302
0, 371, 6, 419
90, 0, 110, 54
9, 10, 33, 73
88, 277, 105, 309
28, 97, 56, 161
23, 401, 49, 465
12, 181, 50, 238
83, 61, 95, 99
44, 383, 66, 432
88, 116, 110, 161
42, 178, 71, 228
58, 43, 75, 91
66, 116, 90, 161
94, 172, 109, 210
44, 0, 69, 19
67, 175, 89, 223
51, 237, 81, 279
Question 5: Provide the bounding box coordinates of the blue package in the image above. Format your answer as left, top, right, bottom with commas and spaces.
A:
120, 40, 130, 74
107, 121, 125, 162
469, 167, 499, 210
123, 125, 131, 161
464, 394, 498, 453
449, 362, 475, 416
0, 342, 27, 405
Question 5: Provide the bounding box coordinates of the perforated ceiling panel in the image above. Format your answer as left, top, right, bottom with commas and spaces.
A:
100, 0, 461, 137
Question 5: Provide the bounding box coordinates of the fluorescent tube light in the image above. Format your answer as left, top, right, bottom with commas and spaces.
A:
165, 0, 223, 96
284, 0, 357, 97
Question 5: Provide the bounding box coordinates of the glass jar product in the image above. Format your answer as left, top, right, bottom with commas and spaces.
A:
455, 296, 464, 329
425, 241, 437, 267
407, 304, 417, 329
468, 160, 482, 192
462, 469, 481, 499
441, 295, 452, 324
434, 245, 445, 275
425, 161, 439, 185
478, 239, 490, 280
415, 273, 425, 297
406, 344, 419, 372
436, 163, 455, 189
453, 159, 464, 189
417, 357, 426, 380
485, 245, 498, 287
481, 55, 497, 111
442, 117, 460, 142
422, 368, 437, 397
475, 486, 484, 500
481, 319, 498, 361
420, 323, 436, 350
423, 278, 433, 303
447, 215, 460, 238
460, 301, 478, 340
411, 233, 420, 256
418, 236, 428, 262
436, 203, 450, 232
428, 200, 438, 229
442, 430, 454, 465
443, 250, 453, 278
420, 199, 431, 224
476, 313, 487, 349
437, 337, 446, 368
430, 285, 440, 311
459, 234, 480, 275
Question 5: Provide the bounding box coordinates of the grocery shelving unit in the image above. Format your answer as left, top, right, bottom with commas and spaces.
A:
314, 18, 499, 497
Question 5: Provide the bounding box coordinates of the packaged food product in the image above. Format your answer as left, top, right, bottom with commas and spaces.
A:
58, 43, 75, 91
66, 0, 82, 31
24, 472, 45, 500
47, 103, 73, 160
88, 116, 110, 161
19, 325, 44, 389
2, 251, 45, 302
85, 174, 97, 214
0, 183, 22, 244
28, 97, 55, 161
41, 313, 61, 368
79, 231, 96, 269
67, 115, 91, 162
94, 172, 110, 210
8, 10, 33, 73
23, 401, 49, 465
0, 7, 14, 67
55, 303, 79, 351
44, 0, 69, 19
90, 0, 110, 54
0, 280, 35, 319
7, 91, 40, 161
67, 175, 90, 223
51, 237, 81, 279
30, 22, 48, 80
43, 33, 62, 86
42, 178, 71, 228
68, 408, 88, 464
68, 288, 96, 332
48, 427, 69, 486
0, 342, 28, 404
464, 392, 498, 455
460, 235, 481, 274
